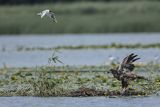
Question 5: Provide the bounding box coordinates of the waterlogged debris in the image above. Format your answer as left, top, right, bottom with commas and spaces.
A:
70, 87, 146, 97
70, 87, 105, 97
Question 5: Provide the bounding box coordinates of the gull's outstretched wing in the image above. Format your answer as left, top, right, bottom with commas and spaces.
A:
118, 53, 140, 72
40, 11, 46, 18
47, 11, 57, 23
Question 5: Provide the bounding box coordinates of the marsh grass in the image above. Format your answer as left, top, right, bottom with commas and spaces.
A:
0, 64, 159, 97
28, 68, 65, 96
1, 1, 160, 34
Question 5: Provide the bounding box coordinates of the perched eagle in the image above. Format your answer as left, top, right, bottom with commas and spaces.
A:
110, 53, 146, 93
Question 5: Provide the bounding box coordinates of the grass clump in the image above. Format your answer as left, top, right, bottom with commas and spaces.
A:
28, 69, 65, 96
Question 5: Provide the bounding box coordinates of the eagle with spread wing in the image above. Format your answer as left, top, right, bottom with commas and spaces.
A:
110, 53, 147, 93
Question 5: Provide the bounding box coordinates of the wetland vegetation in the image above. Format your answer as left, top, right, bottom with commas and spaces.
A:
1, 1, 160, 34
14, 43, 160, 51
0, 63, 160, 97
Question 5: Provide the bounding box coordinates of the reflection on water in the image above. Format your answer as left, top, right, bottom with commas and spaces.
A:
0, 49, 160, 67
0, 96, 160, 107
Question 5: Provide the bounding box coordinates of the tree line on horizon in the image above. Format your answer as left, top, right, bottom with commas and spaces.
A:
0, 0, 159, 5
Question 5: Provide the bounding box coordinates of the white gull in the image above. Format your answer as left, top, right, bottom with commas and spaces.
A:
37, 9, 57, 23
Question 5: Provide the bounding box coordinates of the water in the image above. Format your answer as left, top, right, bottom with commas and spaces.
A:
0, 96, 160, 107
0, 33, 160, 67
0, 33, 160, 51
0, 48, 160, 67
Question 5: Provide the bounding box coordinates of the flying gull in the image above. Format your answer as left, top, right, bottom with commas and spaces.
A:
37, 9, 57, 23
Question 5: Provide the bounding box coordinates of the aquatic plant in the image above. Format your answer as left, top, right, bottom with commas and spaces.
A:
28, 51, 64, 96
48, 50, 64, 65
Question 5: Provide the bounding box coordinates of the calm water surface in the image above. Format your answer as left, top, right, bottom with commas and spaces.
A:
0, 96, 160, 107
0, 34, 160, 67
0, 48, 159, 67
0, 33, 160, 51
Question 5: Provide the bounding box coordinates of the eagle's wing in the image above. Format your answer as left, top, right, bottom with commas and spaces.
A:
118, 53, 140, 72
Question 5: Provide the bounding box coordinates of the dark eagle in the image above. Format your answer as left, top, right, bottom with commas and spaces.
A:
110, 53, 146, 93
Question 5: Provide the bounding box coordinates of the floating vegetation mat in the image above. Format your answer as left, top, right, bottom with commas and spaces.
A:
0, 64, 160, 97
14, 43, 160, 52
